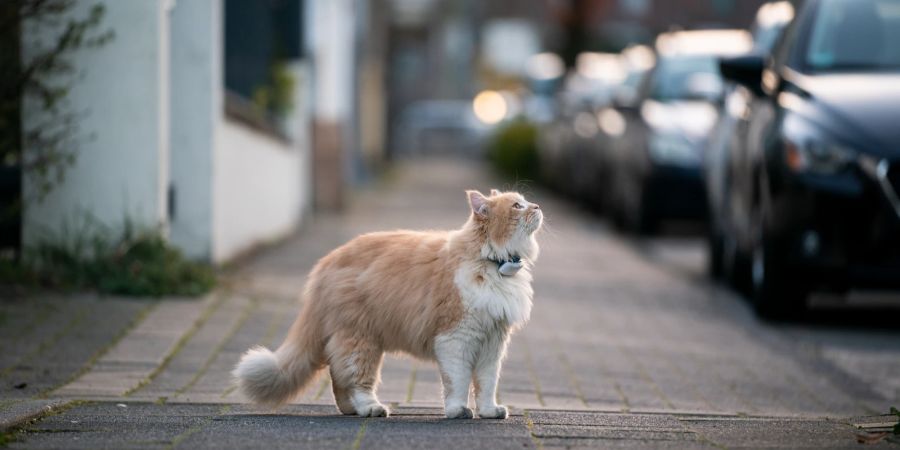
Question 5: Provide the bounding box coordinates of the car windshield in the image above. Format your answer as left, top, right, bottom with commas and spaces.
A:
805, 0, 900, 71
649, 56, 722, 102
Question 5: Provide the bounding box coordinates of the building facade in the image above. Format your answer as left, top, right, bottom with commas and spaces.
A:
18, 0, 386, 263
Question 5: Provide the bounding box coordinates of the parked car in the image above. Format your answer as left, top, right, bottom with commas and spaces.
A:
394, 100, 491, 157
537, 52, 624, 204
716, 0, 900, 317
592, 46, 654, 213
706, 1, 796, 286
608, 30, 752, 233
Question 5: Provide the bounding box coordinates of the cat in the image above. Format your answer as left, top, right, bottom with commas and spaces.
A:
233, 189, 542, 419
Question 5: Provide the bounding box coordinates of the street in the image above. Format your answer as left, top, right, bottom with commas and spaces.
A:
2, 158, 899, 449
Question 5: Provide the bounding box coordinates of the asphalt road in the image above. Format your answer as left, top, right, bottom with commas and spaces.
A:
2, 158, 899, 449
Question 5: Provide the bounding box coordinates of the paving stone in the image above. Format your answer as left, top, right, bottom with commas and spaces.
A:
56, 296, 216, 398
0, 296, 149, 399
7, 158, 900, 447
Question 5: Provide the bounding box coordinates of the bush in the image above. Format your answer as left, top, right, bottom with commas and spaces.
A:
2, 220, 215, 297
487, 118, 539, 181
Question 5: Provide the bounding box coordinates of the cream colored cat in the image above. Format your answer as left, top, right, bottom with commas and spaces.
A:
233, 189, 542, 419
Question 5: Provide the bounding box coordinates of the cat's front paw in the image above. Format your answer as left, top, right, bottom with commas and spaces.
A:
478, 405, 508, 419
357, 403, 389, 417
445, 405, 474, 419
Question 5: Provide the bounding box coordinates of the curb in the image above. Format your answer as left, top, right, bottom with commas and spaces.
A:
0, 399, 73, 434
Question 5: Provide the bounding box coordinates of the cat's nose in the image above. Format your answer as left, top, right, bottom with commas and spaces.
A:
531, 203, 540, 210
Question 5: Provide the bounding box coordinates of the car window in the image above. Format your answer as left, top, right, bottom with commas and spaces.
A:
751, 1, 795, 53
771, 6, 803, 71
804, 0, 900, 71
648, 56, 722, 102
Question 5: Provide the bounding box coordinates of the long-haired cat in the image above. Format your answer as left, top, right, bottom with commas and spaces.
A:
233, 189, 542, 419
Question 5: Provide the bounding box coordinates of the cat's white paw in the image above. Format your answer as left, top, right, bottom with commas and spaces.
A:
445, 406, 474, 419
357, 403, 389, 417
478, 405, 508, 419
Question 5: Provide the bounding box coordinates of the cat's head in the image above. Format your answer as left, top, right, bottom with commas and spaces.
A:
466, 189, 542, 260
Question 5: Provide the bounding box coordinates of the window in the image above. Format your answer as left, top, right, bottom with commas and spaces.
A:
803, 0, 900, 71
224, 0, 303, 130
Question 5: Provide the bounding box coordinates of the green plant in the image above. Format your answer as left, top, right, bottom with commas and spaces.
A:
487, 118, 539, 182
1, 0, 113, 200
2, 218, 215, 296
252, 59, 295, 120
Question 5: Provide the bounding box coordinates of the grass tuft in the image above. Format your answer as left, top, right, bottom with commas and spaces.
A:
1, 218, 215, 297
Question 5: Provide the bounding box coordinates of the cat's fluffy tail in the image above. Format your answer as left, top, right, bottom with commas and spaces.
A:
232, 314, 323, 409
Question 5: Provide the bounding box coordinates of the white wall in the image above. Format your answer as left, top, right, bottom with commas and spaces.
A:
22, 0, 170, 244
22, 0, 312, 265
212, 119, 306, 263
308, 0, 355, 122
169, 0, 221, 260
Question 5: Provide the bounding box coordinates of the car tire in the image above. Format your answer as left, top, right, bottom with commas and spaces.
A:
750, 230, 806, 320
727, 246, 753, 295
708, 228, 725, 280
633, 206, 658, 235
626, 183, 658, 235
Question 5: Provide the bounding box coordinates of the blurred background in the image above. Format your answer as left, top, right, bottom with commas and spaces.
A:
2, 0, 900, 319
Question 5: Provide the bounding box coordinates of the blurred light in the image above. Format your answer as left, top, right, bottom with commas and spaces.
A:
641, 100, 668, 130
597, 108, 626, 137
784, 140, 805, 171
649, 134, 700, 166
473, 90, 508, 124
681, 102, 718, 136
756, 1, 795, 28
573, 112, 599, 138
656, 30, 752, 57
725, 90, 749, 119
784, 138, 855, 174
576, 52, 626, 83
622, 45, 655, 71
777, 91, 804, 111
641, 100, 718, 136
527, 52, 565, 80
498, 90, 523, 119
482, 20, 541, 76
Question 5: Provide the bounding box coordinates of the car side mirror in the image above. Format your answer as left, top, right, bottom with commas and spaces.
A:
719, 54, 765, 96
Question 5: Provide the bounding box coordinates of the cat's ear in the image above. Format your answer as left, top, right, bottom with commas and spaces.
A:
467, 190, 489, 218
490, 189, 501, 196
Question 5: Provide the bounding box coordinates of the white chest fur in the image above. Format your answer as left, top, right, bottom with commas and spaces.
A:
453, 261, 533, 328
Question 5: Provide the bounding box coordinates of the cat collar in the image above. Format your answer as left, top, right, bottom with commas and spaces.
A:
489, 255, 523, 277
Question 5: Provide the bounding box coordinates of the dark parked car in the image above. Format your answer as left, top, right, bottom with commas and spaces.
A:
593, 45, 654, 213
537, 52, 624, 204
716, 0, 900, 317
608, 30, 751, 233
706, 1, 796, 286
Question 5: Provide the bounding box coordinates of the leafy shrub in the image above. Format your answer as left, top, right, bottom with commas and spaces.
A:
487, 118, 539, 181
2, 220, 215, 296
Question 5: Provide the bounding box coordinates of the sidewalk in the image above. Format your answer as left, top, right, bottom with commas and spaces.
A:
2, 158, 898, 449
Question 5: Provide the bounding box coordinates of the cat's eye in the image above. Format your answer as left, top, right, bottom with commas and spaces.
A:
513, 202, 525, 210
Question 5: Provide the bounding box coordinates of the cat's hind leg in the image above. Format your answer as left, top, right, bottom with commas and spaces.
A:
326, 335, 388, 417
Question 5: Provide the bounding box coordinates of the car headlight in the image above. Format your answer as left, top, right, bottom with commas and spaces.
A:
648, 133, 700, 166
784, 138, 855, 174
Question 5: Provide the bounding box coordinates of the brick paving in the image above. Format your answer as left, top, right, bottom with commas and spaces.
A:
2, 157, 899, 448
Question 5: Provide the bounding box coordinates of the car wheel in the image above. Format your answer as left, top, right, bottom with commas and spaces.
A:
727, 243, 753, 295
708, 227, 725, 280
750, 228, 806, 320
626, 182, 658, 235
